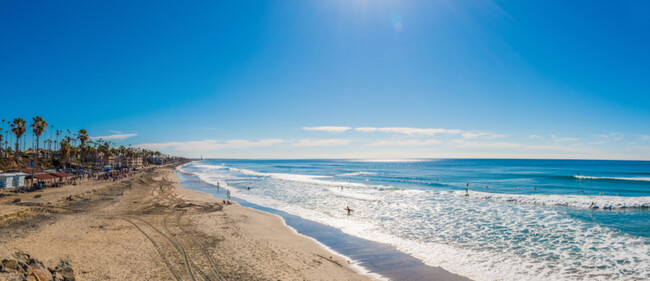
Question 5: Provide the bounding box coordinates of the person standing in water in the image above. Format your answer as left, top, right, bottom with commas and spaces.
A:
227, 190, 231, 199
465, 188, 469, 197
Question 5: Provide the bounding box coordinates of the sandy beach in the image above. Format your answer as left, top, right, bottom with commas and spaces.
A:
0, 166, 371, 280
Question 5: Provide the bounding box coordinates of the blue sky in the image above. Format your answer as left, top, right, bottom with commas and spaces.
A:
1, 0, 649, 159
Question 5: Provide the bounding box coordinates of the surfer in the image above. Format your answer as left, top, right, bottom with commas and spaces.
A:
345, 206, 353, 215
589, 202, 595, 209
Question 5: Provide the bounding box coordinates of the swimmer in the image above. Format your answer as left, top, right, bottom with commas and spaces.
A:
579, 190, 584, 193
484, 186, 489, 189
533, 186, 537, 191
599, 192, 604, 195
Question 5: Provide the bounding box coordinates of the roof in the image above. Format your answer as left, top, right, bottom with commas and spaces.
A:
0, 172, 28, 177
29, 174, 58, 180
50, 172, 74, 178
20, 169, 45, 174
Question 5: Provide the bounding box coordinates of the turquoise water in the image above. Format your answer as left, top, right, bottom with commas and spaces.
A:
179, 159, 650, 281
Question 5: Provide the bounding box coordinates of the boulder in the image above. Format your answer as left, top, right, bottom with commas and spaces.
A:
2, 259, 18, 271
27, 268, 49, 281
53, 261, 74, 281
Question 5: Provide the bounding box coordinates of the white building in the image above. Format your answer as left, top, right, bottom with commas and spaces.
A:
0, 172, 27, 188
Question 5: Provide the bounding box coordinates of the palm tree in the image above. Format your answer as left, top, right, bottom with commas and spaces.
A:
55, 130, 61, 151
77, 129, 89, 166
31, 116, 48, 170
10, 118, 27, 170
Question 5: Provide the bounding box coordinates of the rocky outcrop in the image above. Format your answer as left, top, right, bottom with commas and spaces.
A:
0, 252, 74, 281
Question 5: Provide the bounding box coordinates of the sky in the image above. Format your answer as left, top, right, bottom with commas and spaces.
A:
1, 0, 650, 160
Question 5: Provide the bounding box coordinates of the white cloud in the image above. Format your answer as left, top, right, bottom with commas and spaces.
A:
292, 139, 352, 147
302, 126, 351, 133
91, 133, 137, 140
551, 135, 579, 142
137, 139, 284, 151
529, 135, 542, 139
596, 132, 624, 141
461, 132, 506, 140
370, 139, 441, 146
354, 127, 461, 136
453, 140, 594, 153
108, 130, 123, 134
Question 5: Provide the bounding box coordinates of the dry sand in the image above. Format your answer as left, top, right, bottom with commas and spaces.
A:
0, 166, 372, 280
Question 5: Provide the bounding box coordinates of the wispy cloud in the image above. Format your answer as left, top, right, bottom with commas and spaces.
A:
292, 139, 352, 147
639, 135, 650, 141
461, 132, 506, 140
529, 135, 542, 139
91, 133, 137, 140
137, 139, 284, 151
370, 139, 441, 146
302, 126, 351, 133
453, 139, 594, 153
354, 127, 461, 136
108, 130, 123, 134
551, 135, 579, 142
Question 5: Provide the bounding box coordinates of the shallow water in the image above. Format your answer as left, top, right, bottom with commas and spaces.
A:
179, 159, 650, 281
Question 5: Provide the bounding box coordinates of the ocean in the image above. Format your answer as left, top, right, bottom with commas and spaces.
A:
178, 159, 650, 281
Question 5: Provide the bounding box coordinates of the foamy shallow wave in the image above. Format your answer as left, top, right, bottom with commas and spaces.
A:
457, 190, 650, 209
327, 188, 381, 201
575, 175, 650, 182
227, 167, 377, 188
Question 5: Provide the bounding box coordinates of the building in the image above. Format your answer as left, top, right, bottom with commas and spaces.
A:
0, 172, 28, 188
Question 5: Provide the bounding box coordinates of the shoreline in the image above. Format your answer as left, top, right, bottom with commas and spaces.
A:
175, 168, 472, 281
174, 180, 384, 281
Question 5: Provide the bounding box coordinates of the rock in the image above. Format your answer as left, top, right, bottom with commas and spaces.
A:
53, 271, 64, 281
54, 261, 74, 281
26, 275, 38, 281
12, 198, 21, 203
27, 268, 48, 281
3, 259, 18, 271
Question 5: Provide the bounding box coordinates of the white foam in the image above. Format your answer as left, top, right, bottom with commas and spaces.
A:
228, 167, 371, 188
575, 175, 650, 182
455, 190, 650, 209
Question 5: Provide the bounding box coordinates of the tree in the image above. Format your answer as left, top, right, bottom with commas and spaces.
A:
77, 129, 89, 167
31, 116, 48, 169
10, 118, 27, 170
